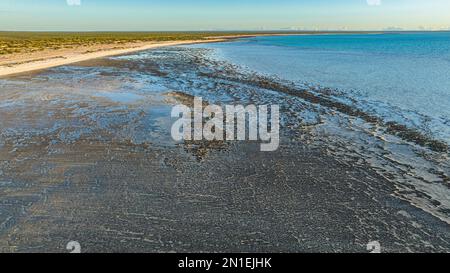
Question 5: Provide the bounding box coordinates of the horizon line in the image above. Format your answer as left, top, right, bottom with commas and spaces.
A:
1, 30, 449, 33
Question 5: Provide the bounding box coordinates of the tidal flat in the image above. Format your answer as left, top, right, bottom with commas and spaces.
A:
0, 44, 449, 253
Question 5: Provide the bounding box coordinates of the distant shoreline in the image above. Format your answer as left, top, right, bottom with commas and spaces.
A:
0, 32, 387, 78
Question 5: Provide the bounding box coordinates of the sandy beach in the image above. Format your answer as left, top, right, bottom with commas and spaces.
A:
0, 38, 231, 77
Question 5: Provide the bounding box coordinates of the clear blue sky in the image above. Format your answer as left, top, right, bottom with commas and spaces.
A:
1, 0, 450, 31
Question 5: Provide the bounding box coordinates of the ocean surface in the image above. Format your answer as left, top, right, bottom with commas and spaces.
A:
194, 32, 450, 144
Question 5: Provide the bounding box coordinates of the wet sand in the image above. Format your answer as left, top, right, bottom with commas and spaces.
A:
0, 45, 449, 253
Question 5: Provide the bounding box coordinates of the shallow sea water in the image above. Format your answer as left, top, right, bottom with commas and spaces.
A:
193, 33, 450, 144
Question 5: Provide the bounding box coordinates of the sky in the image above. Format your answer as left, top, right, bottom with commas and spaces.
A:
1, 0, 450, 31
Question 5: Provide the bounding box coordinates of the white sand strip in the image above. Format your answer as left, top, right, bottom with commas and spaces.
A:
0, 39, 226, 77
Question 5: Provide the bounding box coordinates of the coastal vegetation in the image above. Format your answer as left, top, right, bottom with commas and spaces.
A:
0, 32, 220, 55
0, 31, 370, 55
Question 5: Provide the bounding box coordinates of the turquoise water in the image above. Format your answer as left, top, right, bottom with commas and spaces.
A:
197, 32, 450, 144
